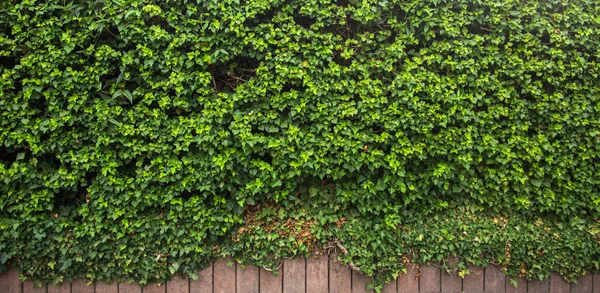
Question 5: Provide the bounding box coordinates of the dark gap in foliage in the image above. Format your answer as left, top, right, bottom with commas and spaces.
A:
540, 32, 550, 44
0, 56, 17, 69
243, 8, 276, 28
293, 7, 316, 29
180, 190, 195, 201
96, 25, 120, 45
117, 159, 138, 178
466, 23, 492, 35
519, 93, 536, 103
253, 152, 273, 165
52, 186, 87, 216
0, 146, 23, 165
280, 83, 304, 93
332, 51, 352, 67
335, 0, 349, 7
209, 56, 259, 93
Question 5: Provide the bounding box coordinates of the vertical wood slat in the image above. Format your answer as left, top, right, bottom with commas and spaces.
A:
214, 258, 236, 293
484, 265, 505, 292
593, 274, 600, 293
143, 283, 166, 293
572, 274, 593, 293
397, 265, 419, 293
419, 265, 440, 293
329, 257, 351, 293
528, 278, 549, 293
463, 265, 484, 293
441, 270, 462, 293
259, 266, 282, 293
0, 269, 21, 293
549, 273, 570, 293
237, 263, 259, 293
167, 274, 189, 293
48, 281, 70, 293
351, 271, 373, 293
71, 279, 93, 293
23, 280, 46, 293
306, 255, 328, 293
505, 277, 526, 293
283, 257, 305, 293
381, 277, 397, 293
190, 262, 213, 293
118, 282, 141, 293
95, 281, 118, 293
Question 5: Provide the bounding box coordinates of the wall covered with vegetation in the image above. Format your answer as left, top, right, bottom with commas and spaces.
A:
1, 0, 599, 290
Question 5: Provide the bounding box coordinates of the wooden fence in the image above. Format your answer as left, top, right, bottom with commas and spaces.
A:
1, 256, 598, 293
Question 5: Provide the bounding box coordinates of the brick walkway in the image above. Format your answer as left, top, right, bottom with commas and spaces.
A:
0, 256, 598, 292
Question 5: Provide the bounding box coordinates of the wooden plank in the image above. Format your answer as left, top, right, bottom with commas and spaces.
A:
259, 266, 282, 293
0, 268, 21, 293
143, 283, 166, 293
118, 282, 142, 293
23, 280, 46, 293
381, 276, 397, 293
549, 273, 570, 293
168, 274, 189, 293
48, 281, 70, 293
463, 265, 483, 293
505, 276, 526, 293
484, 265, 505, 292
397, 265, 419, 293
71, 279, 93, 293
283, 258, 305, 293
237, 263, 258, 293
419, 265, 440, 293
352, 271, 373, 293
190, 262, 213, 293
329, 258, 351, 293
441, 270, 462, 293
593, 274, 600, 293
214, 258, 235, 293
306, 255, 328, 293
572, 274, 593, 293
528, 278, 549, 293
95, 281, 118, 293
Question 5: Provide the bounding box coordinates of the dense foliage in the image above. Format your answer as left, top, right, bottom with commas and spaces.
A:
1, 0, 599, 290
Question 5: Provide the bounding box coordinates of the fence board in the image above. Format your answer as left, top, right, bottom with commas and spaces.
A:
48, 281, 70, 293
214, 258, 235, 293
259, 266, 282, 293
143, 283, 166, 293
528, 278, 549, 293
306, 255, 328, 293
352, 271, 373, 293
96, 281, 118, 293
23, 280, 46, 293
397, 265, 419, 293
71, 279, 93, 293
283, 257, 305, 293
441, 270, 461, 293
190, 262, 213, 293
118, 282, 141, 293
237, 263, 259, 293
167, 274, 189, 293
593, 274, 600, 293
0, 269, 21, 293
463, 265, 483, 293
505, 277, 526, 293
329, 257, 351, 293
381, 277, 397, 293
484, 265, 505, 292
419, 264, 440, 293
549, 273, 570, 293
571, 274, 593, 293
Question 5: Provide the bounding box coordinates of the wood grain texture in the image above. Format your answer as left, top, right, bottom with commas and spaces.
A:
259, 266, 282, 293
549, 273, 570, 293
283, 257, 305, 293
571, 274, 593, 293
306, 255, 328, 293
419, 265, 440, 293
214, 258, 235, 293
351, 271, 373, 293
463, 265, 484, 293
71, 279, 94, 293
118, 282, 142, 293
0, 268, 21, 293
397, 265, 419, 293
143, 283, 166, 293
48, 281, 70, 293
593, 274, 600, 293
167, 275, 188, 293
190, 262, 213, 293
441, 270, 461, 293
95, 281, 118, 293
237, 263, 259, 293
528, 278, 549, 293
381, 277, 397, 293
484, 265, 505, 293
23, 280, 46, 293
329, 257, 351, 293
505, 276, 526, 293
